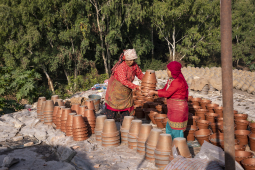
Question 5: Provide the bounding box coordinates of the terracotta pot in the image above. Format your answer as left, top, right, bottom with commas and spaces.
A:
191, 98, 201, 106
234, 113, 248, 121
189, 105, 201, 115
188, 96, 193, 101
37, 97, 46, 108
216, 117, 224, 124
135, 90, 143, 96
206, 103, 219, 113
134, 100, 143, 105
102, 143, 120, 147
156, 134, 172, 152
196, 109, 208, 120
73, 115, 86, 128
210, 122, 222, 133
128, 120, 142, 137
234, 110, 238, 114
250, 123, 255, 133
209, 133, 224, 146
84, 109, 95, 118
121, 116, 134, 131
172, 137, 192, 158
235, 145, 246, 151
51, 95, 59, 104
235, 130, 251, 146
71, 104, 80, 113
137, 124, 152, 142
148, 112, 158, 124
188, 116, 200, 126
53, 106, 60, 122
154, 114, 167, 129
95, 115, 107, 131
84, 100, 95, 110
146, 129, 162, 147
141, 82, 156, 88
162, 118, 167, 128
194, 129, 212, 146
184, 125, 198, 141
200, 99, 212, 109
73, 136, 89, 141
61, 108, 71, 121
205, 113, 218, 124
55, 99, 64, 106
220, 139, 240, 150
241, 158, 255, 169
235, 151, 253, 164
196, 120, 210, 129
235, 119, 249, 130
214, 106, 223, 118
142, 70, 157, 84
44, 100, 54, 112
249, 133, 255, 152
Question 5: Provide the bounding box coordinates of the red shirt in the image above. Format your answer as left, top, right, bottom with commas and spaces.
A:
113, 61, 144, 89
158, 77, 188, 99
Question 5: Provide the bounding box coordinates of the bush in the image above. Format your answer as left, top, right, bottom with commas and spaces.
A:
142, 59, 167, 72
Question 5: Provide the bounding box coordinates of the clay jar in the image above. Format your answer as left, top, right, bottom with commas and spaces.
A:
234, 113, 248, 121
84, 100, 95, 110
235, 130, 251, 146
214, 107, 223, 118
196, 120, 210, 129
194, 129, 212, 146
51, 95, 59, 104
71, 104, 80, 113
241, 158, 255, 170
206, 103, 219, 113
146, 129, 162, 147
249, 133, 255, 152
200, 99, 212, 109
235, 151, 253, 164
209, 133, 224, 146
184, 125, 198, 141
129, 120, 142, 137
210, 122, 222, 133
196, 109, 208, 120
137, 124, 152, 143
205, 113, 218, 124
235, 120, 249, 130
172, 137, 192, 158
191, 98, 201, 106
142, 70, 157, 84
249, 123, 255, 133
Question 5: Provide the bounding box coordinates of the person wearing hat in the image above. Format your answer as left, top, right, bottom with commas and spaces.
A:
104, 49, 144, 123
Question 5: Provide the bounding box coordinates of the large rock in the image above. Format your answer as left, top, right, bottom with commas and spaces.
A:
2, 156, 20, 168
34, 130, 47, 141
57, 146, 77, 162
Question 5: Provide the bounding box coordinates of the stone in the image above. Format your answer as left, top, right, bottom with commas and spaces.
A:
0, 147, 8, 153
94, 164, 100, 168
12, 136, 23, 142
71, 156, 93, 170
0, 168, 8, 170
2, 156, 20, 168
72, 146, 80, 150
24, 142, 33, 147
57, 146, 77, 162
34, 130, 47, 141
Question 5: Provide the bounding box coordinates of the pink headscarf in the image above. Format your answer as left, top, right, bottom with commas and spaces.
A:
167, 61, 189, 100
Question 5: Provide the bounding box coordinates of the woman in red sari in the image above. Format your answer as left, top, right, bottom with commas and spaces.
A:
104, 49, 144, 123
148, 61, 189, 139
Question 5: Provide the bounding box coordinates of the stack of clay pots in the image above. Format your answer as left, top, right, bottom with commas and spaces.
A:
194, 129, 212, 146
154, 134, 173, 168
209, 133, 224, 147
53, 106, 60, 124
71, 103, 80, 113
241, 158, 255, 169
145, 129, 162, 162
101, 119, 120, 147
51, 95, 59, 104
128, 120, 142, 149
154, 114, 167, 128
37, 97, 46, 120
43, 100, 54, 125
137, 124, 152, 155
60, 108, 71, 132
172, 137, 192, 158
78, 106, 86, 116
120, 116, 134, 144
72, 115, 89, 141
95, 115, 107, 142
55, 99, 64, 106
84, 109, 96, 134
184, 125, 198, 141
55, 106, 65, 129
40, 101, 46, 122
65, 113, 77, 136
85, 100, 95, 110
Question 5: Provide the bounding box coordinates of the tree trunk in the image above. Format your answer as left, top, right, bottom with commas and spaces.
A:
74, 58, 77, 90
42, 66, 55, 93
63, 68, 71, 86
172, 26, 176, 61
152, 26, 154, 59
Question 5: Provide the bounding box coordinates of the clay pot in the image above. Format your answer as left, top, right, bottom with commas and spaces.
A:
241, 158, 255, 169
196, 109, 208, 120
235, 119, 249, 130
95, 115, 107, 131
121, 116, 134, 132
188, 116, 200, 126
194, 129, 212, 146
249, 123, 255, 133
61, 108, 72, 121
134, 100, 143, 105
101, 119, 118, 134
235, 130, 251, 146
73, 136, 89, 141
142, 70, 157, 84
37, 97, 46, 108
205, 113, 218, 123
249, 133, 255, 152
77, 106, 86, 116
73, 115, 86, 128
128, 120, 142, 137
206, 103, 219, 113
146, 129, 162, 147
235, 145, 246, 151
148, 112, 158, 124
191, 98, 201, 106
189, 105, 201, 115
84, 100, 95, 110
55, 99, 64, 106
235, 151, 253, 164
184, 125, 198, 141
162, 118, 167, 128
141, 82, 157, 88
234, 113, 248, 121
156, 134, 172, 152
196, 120, 210, 129
200, 99, 212, 109
71, 104, 80, 113
234, 110, 238, 114
84, 109, 95, 119
154, 114, 167, 129
214, 106, 223, 118
216, 117, 224, 124
210, 122, 222, 133
137, 124, 152, 143
209, 133, 224, 146
172, 137, 192, 158
51, 95, 59, 104
220, 139, 240, 150
188, 96, 193, 101
44, 100, 54, 112
135, 90, 143, 96
53, 106, 60, 123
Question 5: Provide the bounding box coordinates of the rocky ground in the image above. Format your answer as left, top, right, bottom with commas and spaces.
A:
0, 79, 254, 170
